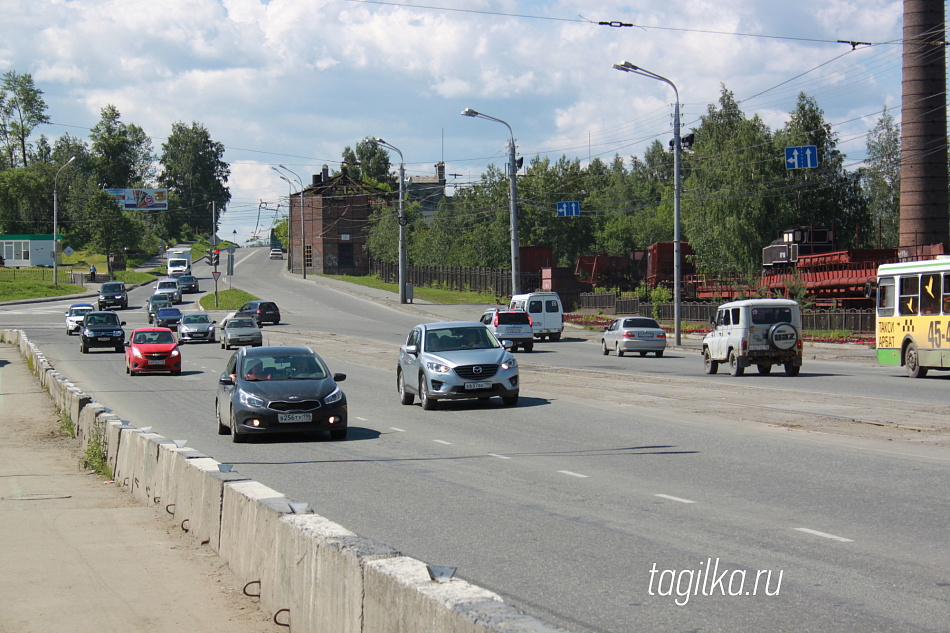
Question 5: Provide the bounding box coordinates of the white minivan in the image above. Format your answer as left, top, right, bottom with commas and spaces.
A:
509, 292, 564, 341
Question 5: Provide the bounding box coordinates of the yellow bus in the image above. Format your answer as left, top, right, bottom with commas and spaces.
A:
875, 258, 950, 378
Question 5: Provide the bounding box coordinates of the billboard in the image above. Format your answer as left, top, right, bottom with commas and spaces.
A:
105, 188, 168, 211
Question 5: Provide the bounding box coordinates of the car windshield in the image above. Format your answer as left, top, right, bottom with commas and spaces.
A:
102, 283, 123, 292
623, 318, 660, 329
242, 354, 327, 381
157, 308, 181, 317
70, 307, 93, 316
180, 276, 195, 283
229, 319, 256, 329
425, 326, 497, 352
134, 330, 175, 344
182, 314, 210, 324
87, 314, 119, 326
158, 282, 177, 290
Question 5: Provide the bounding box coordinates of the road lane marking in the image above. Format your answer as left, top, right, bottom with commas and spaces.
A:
487, 453, 510, 459
794, 528, 853, 542
558, 470, 588, 478
354, 416, 367, 421
434, 440, 452, 445
654, 494, 696, 504
390, 427, 405, 432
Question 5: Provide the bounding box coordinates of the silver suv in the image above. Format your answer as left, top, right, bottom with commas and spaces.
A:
701, 298, 803, 376
479, 308, 534, 352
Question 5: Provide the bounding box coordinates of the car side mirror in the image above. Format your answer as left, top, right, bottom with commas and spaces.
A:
709, 316, 716, 325
404, 344, 418, 355
333, 372, 347, 382
219, 373, 234, 385
120, 321, 126, 326
124, 341, 130, 347
602, 326, 609, 331
502, 339, 515, 350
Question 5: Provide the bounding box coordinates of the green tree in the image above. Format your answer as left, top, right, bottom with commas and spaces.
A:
158, 121, 231, 237
0, 70, 51, 168
861, 107, 901, 247
89, 105, 154, 188
80, 188, 146, 274
341, 137, 395, 188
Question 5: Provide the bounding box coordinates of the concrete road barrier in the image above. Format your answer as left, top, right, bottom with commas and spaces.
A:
4, 331, 572, 633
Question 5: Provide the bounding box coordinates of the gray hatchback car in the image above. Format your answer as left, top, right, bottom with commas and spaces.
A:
397, 321, 519, 409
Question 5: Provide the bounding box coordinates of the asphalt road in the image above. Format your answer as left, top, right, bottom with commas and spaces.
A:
2, 248, 948, 633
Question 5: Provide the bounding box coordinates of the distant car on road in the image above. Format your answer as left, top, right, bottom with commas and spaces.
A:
601, 316, 667, 357
236, 301, 281, 326
125, 327, 181, 376
178, 313, 216, 343
479, 308, 534, 352
220, 317, 263, 350
269, 249, 284, 259
155, 307, 183, 330
65, 303, 95, 335
146, 295, 173, 324
215, 345, 347, 442
177, 274, 199, 294
97, 281, 128, 310
79, 311, 126, 354
153, 278, 182, 304
397, 321, 519, 409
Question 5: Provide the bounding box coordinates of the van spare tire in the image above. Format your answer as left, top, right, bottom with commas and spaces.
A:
768, 323, 798, 350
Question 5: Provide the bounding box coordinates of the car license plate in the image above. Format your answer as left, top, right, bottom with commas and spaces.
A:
749, 344, 768, 351
639, 332, 653, 338
506, 327, 524, 334
193, 332, 205, 337
147, 360, 165, 366
97, 337, 111, 341
278, 412, 312, 423
464, 381, 492, 390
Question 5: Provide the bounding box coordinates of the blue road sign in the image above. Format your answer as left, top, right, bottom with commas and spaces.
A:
557, 200, 580, 217
785, 145, 818, 169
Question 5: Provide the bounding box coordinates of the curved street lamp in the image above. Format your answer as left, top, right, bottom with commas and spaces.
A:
613, 62, 682, 346
461, 108, 521, 296
376, 138, 408, 304
275, 165, 305, 279
53, 156, 76, 285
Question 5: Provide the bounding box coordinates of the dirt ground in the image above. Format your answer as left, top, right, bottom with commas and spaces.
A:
0, 347, 281, 633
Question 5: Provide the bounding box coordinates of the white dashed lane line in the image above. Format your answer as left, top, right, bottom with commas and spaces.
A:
487, 453, 510, 459
654, 494, 696, 504
433, 440, 452, 445
794, 528, 853, 542
558, 470, 589, 478
390, 427, 406, 432
354, 416, 367, 421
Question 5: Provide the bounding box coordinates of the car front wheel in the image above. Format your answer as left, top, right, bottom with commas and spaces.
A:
502, 394, 519, 406
230, 410, 245, 443
216, 400, 228, 435
397, 369, 414, 405
703, 348, 718, 374
419, 375, 437, 410
602, 340, 609, 355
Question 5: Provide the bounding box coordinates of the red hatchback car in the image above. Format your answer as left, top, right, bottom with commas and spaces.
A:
125, 327, 182, 376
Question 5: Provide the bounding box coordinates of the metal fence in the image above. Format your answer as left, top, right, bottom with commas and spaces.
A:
0, 267, 76, 284
370, 259, 543, 298
580, 293, 876, 333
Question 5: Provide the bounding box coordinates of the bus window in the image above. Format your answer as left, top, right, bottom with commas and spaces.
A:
877, 277, 895, 317
920, 273, 940, 315
944, 274, 950, 314
899, 276, 919, 316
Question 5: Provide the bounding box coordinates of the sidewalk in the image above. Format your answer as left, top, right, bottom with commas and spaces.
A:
0, 344, 280, 633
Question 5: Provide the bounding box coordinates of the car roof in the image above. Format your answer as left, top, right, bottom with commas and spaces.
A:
717, 298, 799, 309
240, 345, 313, 358
420, 321, 486, 330
132, 327, 173, 333
70, 302, 94, 308
157, 307, 180, 313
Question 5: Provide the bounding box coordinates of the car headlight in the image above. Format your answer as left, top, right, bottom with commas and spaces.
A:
238, 389, 265, 408
83, 328, 92, 336
425, 361, 451, 374
131, 347, 143, 358
502, 356, 518, 370
113, 330, 123, 336
324, 386, 344, 405
170, 348, 180, 357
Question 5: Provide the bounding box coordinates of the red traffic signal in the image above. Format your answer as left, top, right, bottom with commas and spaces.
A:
215, 249, 220, 254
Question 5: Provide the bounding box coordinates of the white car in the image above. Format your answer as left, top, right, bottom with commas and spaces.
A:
701, 298, 803, 376
269, 249, 284, 259
65, 303, 95, 335
153, 278, 182, 304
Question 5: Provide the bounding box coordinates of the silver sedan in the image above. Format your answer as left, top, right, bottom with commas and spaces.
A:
601, 316, 667, 357
220, 318, 263, 350
178, 313, 216, 343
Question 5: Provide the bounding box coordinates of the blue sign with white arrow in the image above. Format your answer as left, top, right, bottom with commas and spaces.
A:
557, 201, 580, 217
785, 145, 818, 170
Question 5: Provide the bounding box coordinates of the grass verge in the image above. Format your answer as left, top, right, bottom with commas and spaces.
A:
0, 279, 87, 301
322, 274, 502, 305
198, 288, 258, 311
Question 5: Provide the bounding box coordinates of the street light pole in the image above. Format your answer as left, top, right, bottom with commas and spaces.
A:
613, 62, 682, 346
376, 138, 407, 304
461, 108, 521, 296
272, 167, 294, 271
53, 156, 76, 285
277, 165, 305, 280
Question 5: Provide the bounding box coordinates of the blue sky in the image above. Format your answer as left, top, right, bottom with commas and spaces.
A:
3, 0, 906, 243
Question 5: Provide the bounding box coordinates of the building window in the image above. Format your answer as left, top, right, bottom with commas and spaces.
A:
305, 245, 312, 269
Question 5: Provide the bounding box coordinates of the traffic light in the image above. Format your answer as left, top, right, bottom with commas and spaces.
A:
211, 249, 219, 266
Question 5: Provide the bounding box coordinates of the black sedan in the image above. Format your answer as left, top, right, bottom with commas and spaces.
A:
155, 307, 183, 330
177, 275, 199, 293
215, 346, 347, 443
79, 311, 126, 353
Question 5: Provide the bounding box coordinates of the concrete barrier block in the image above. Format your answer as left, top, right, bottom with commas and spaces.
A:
219, 481, 289, 600
273, 515, 400, 633
156, 446, 209, 510
364, 556, 556, 633
77, 403, 107, 456
170, 457, 249, 552
102, 415, 127, 480
66, 387, 91, 434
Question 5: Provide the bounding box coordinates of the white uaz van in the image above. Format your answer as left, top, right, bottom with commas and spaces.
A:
701, 298, 803, 376
509, 292, 564, 341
